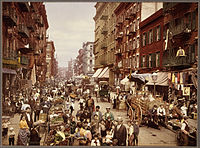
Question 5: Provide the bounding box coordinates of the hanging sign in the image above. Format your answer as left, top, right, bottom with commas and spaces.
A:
183, 87, 190, 96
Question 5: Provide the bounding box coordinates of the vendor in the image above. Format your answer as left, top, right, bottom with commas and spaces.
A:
180, 116, 190, 145
157, 105, 166, 123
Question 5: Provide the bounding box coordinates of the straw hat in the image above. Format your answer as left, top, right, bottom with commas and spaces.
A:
117, 117, 123, 122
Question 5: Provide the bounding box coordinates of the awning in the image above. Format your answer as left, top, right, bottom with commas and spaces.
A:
92, 68, 103, 78
129, 73, 151, 84
146, 72, 168, 86
120, 76, 129, 85
98, 67, 109, 78
101, 68, 109, 78
2, 68, 17, 75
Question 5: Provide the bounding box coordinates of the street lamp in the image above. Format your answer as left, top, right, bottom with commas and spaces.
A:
152, 72, 158, 97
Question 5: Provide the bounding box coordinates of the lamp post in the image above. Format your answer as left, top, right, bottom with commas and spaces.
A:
152, 72, 158, 97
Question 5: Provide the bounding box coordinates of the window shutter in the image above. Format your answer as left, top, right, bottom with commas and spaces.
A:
192, 44, 195, 63
192, 11, 196, 30
147, 31, 149, 45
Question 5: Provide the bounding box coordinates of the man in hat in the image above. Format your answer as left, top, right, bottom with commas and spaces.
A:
113, 117, 127, 146
91, 105, 103, 122
86, 96, 95, 114
133, 120, 139, 146
104, 107, 114, 121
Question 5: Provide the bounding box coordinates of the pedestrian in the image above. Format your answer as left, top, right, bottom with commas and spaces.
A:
85, 96, 95, 114
104, 107, 114, 121
105, 116, 113, 131
28, 96, 36, 115
91, 134, 101, 146
180, 116, 190, 145
113, 117, 127, 146
8, 127, 15, 145
99, 120, 106, 137
113, 96, 117, 109
23, 107, 33, 129
2, 119, 10, 137
127, 121, 134, 146
29, 126, 41, 145
157, 104, 166, 124
91, 105, 103, 122
17, 114, 30, 146
133, 120, 139, 146
91, 114, 100, 135
34, 101, 41, 122
70, 102, 74, 115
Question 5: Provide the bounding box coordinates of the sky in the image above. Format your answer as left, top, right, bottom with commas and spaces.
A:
45, 2, 96, 67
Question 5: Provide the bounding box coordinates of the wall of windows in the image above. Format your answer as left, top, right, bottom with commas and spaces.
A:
141, 25, 161, 47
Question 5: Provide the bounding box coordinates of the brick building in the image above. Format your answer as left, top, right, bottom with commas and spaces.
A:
139, 8, 164, 73
2, 2, 49, 98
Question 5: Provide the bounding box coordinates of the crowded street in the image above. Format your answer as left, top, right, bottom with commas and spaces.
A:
2, 84, 177, 146
2, 2, 198, 147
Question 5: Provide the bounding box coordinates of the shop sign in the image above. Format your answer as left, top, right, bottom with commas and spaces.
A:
183, 87, 190, 96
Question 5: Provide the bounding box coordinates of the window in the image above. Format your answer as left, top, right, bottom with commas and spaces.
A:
137, 18, 140, 30
146, 55, 149, 68
142, 32, 146, 47
133, 38, 136, 49
156, 52, 160, 67
140, 55, 143, 67
152, 53, 156, 68
149, 54, 152, 68
133, 21, 136, 32
192, 10, 197, 30
137, 36, 140, 48
143, 55, 146, 67
136, 55, 139, 68
149, 29, 153, 44
153, 27, 157, 41
157, 26, 161, 41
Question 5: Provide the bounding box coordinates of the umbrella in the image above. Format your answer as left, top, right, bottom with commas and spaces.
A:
120, 77, 129, 85
128, 73, 148, 84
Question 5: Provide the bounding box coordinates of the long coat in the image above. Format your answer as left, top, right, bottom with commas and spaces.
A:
113, 124, 127, 146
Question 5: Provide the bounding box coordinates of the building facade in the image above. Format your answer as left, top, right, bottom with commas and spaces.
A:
82, 42, 95, 77
2, 2, 49, 98
93, 2, 120, 86
139, 8, 164, 73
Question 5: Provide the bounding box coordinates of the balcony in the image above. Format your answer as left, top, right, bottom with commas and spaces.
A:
18, 2, 30, 12
116, 16, 123, 25
101, 43, 107, 49
129, 6, 136, 17
125, 10, 131, 20
18, 24, 29, 38
170, 20, 191, 38
34, 14, 44, 27
100, 14, 108, 20
20, 56, 29, 65
101, 26, 108, 35
162, 49, 190, 68
115, 32, 123, 40
115, 48, 122, 55
3, 6, 17, 26
27, 16, 35, 32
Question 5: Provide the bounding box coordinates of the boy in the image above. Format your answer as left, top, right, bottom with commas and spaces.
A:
8, 127, 15, 145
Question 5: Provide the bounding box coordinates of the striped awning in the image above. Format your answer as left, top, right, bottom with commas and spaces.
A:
92, 68, 103, 78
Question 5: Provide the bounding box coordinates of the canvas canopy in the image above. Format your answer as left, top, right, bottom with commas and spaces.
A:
98, 67, 109, 78
146, 72, 168, 86
92, 68, 103, 78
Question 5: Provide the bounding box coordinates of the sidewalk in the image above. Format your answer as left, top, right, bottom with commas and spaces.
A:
2, 114, 21, 146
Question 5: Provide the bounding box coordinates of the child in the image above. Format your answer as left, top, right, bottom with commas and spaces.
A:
105, 130, 113, 146
99, 120, 106, 137
8, 127, 15, 145
91, 134, 101, 146
127, 121, 134, 146
2, 119, 10, 137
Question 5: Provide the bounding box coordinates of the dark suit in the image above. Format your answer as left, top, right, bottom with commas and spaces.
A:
113, 124, 127, 146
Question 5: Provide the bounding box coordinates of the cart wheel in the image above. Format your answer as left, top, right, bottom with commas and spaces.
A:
134, 105, 142, 124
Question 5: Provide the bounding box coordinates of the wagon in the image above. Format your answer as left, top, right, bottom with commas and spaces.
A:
127, 92, 166, 125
